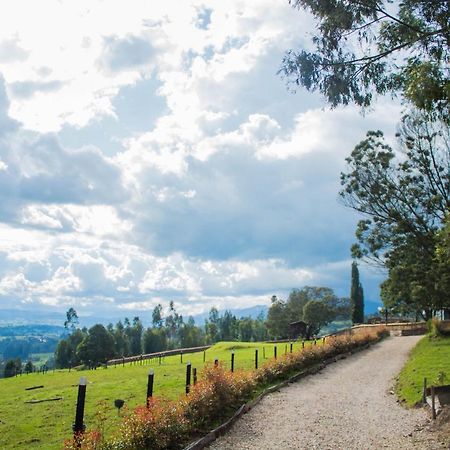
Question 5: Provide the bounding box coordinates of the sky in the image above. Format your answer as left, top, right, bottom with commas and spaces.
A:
0, 0, 402, 322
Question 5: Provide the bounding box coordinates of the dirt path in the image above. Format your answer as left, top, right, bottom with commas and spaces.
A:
209, 336, 443, 450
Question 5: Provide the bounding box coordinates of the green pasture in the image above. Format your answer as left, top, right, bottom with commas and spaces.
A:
396, 335, 450, 406
0, 340, 313, 449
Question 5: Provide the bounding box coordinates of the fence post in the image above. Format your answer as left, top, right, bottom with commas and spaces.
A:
422, 377, 427, 404
214, 358, 219, 367
231, 352, 235, 373
290, 342, 293, 353
431, 385, 436, 420
255, 349, 258, 369
203, 350, 206, 363
302, 341, 305, 349
73, 377, 87, 443
274, 346, 277, 359
122, 357, 125, 368
193, 368, 197, 385
147, 369, 154, 407
185, 363, 191, 395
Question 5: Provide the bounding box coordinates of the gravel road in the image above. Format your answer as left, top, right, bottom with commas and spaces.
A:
209, 336, 444, 450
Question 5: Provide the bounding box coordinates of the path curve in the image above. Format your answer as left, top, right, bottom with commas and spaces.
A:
208, 336, 441, 450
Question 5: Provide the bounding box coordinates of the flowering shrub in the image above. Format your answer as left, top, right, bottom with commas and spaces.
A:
184, 364, 256, 428
64, 329, 386, 450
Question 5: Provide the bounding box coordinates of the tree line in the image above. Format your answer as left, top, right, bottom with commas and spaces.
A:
53, 284, 356, 369
53, 303, 270, 369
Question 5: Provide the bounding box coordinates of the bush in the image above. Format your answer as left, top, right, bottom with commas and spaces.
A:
427, 318, 447, 338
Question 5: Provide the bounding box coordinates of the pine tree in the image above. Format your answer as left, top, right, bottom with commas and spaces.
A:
351, 261, 364, 324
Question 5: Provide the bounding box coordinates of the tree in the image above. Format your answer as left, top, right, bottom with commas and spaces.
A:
113, 320, 130, 357
435, 214, 450, 296
350, 261, 365, 324
303, 300, 336, 338
64, 307, 79, 331
238, 317, 254, 342
152, 304, 164, 328
340, 111, 449, 318
128, 317, 143, 355
266, 295, 289, 339
4, 358, 20, 378
24, 360, 34, 374
142, 327, 168, 353
205, 307, 220, 343
179, 317, 205, 348
76, 324, 115, 366
164, 301, 184, 348
219, 310, 238, 341
280, 0, 449, 114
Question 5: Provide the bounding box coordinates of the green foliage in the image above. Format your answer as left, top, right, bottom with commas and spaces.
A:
341, 111, 450, 318
142, 328, 168, 354
350, 261, 365, 324
3, 358, 20, 378
303, 300, 336, 336
266, 287, 349, 339
280, 0, 449, 114
77, 325, 115, 366
396, 335, 450, 405
266, 295, 290, 339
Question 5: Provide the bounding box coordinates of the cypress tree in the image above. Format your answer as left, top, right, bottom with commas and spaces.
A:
351, 261, 365, 324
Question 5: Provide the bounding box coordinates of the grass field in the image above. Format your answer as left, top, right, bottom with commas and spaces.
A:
0, 340, 312, 449
396, 335, 450, 406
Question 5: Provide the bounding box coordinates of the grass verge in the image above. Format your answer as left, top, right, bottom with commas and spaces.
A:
396, 335, 450, 406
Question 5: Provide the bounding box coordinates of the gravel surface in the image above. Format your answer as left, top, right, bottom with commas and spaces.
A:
209, 336, 445, 450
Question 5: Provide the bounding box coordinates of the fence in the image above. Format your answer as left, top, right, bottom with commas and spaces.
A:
107, 345, 211, 367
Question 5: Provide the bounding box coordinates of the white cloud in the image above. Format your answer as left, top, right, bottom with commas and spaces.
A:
0, 0, 396, 319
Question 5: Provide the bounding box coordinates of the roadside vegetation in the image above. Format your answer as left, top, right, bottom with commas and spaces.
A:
396, 323, 450, 406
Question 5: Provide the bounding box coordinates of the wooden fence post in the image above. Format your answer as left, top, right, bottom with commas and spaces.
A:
255, 349, 258, 370
73, 377, 87, 442
147, 369, 154, 407
193, 368, 197, 386
290, 342, 293, 353
185, 363, 191, 395
274, 346, 277, 359
231, 352, 235, 373
422, 377, 427, 404
431, 385, 436, 420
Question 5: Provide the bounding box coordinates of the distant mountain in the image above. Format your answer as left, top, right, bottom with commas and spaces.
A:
0, 309, 64, 326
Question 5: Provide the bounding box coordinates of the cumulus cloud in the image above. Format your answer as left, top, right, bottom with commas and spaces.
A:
0, 0, 398, 319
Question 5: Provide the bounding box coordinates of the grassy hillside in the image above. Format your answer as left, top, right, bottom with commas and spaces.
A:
0, 340, 309, 449
396, 335, 450, 406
